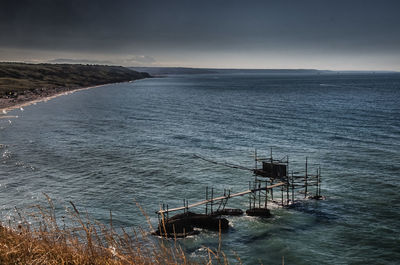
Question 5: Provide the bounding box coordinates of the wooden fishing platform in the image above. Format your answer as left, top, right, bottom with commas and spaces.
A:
154, 149, 323, 237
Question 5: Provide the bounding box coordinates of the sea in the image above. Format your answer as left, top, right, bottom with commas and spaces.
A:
1, 73, 399, 264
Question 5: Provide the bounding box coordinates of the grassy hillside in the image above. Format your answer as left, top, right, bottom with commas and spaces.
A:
0, 62, 150, 99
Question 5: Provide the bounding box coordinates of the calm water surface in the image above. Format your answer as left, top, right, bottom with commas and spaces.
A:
1, 73, 399, 264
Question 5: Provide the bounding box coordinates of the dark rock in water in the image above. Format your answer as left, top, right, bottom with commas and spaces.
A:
192, 214, 229, 230
246, 208, 272, 217
211, 208, 244, 216
153, 212, 229, 237
160, 217, 193, 233
308, 195, 325, 200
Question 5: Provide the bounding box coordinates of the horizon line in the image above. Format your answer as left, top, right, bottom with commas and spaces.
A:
1, 60, 399, 73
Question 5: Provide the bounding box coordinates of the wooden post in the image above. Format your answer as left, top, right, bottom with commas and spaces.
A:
305, 157, 308, 198
205, 186, 208, 214
255, 148, 257, 169
286, 178, 289, 206
249, 181, 252, 209
281, 185, 284, 206
287, 156, 290, 206
318, 166, 321, 197
291, 171, 294, 204
253, 182, 256, 209
265, 183, 268, 209
271, 179, 274, 200
211, 188, 214, 213
316, 168, 319, 197
270, 147, 273, 162
258, 182, 261, 208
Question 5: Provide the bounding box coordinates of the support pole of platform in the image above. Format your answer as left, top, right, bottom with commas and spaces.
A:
253, 182, 256, 209
316, 168, 319, 197
286, 180, 289, 206
318, 166, 322, 197
270, 147, 273, 162
281, 185, 284, 206
305, 157, 308, 198
291, 171, 294, 204
211, 188, 214, 214
248, 181, 251, 210
287, 156, 290, 206
205, 186, 208, 215
258, 182, 261, 208
320, 166, 322, 196
255, 148, 257, 170
271, 179, 274, 200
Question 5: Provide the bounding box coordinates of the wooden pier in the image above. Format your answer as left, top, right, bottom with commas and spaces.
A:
157, 182, 285, 215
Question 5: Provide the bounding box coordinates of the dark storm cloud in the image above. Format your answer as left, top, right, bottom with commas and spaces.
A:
1, 0, 399, 57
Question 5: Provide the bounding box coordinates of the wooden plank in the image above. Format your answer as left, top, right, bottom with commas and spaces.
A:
157, 182, 285, 214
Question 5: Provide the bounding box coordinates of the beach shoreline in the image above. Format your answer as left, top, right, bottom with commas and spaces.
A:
0, 62, 151, 115
1, 82, 121, 115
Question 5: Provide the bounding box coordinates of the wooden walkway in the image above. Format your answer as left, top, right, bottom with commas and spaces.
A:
157, 182, 286, 214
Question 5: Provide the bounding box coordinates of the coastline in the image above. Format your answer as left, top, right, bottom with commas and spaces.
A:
0, 81, 133, 115
0, 62, 151, 115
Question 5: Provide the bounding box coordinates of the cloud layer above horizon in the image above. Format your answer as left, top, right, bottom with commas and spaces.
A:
1, 0, 400, 70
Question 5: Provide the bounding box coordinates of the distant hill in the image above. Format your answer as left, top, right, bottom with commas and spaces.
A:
129, 67, 217, 75
0, 62, 150, 108
129, 67, 328, 76
130, 66, 398, 76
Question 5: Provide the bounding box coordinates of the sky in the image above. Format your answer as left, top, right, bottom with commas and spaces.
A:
1, 0, 400, 70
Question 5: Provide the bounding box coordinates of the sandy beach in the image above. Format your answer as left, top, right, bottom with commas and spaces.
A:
0, 63, 150, 116
0, 84, 106, 116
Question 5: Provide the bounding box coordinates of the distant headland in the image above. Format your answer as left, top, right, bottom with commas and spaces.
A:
0, 62, 150, 111
130, 66, 398, 76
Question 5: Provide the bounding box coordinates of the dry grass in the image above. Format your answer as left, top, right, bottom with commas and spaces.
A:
0, 196, 228, 265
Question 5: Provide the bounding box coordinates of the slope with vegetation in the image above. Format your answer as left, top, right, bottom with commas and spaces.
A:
0, 62, 150, 109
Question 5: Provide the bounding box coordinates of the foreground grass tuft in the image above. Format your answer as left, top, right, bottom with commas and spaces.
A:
0, 198, 228, 265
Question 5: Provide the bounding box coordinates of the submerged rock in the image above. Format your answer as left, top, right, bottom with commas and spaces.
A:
246, 208, 272, 217
308, 195, 325, 200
